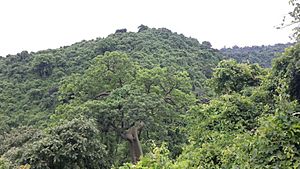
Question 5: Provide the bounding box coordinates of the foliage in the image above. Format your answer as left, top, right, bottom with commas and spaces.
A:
171, 44, 300, 169
272, 43, 300, 102
0, 126, 40, 156
1, 24, 299, 168
118, 143, 175, 169
208, 59, 264, 94
283, 0, 300, 40
220, 43, 293, 67
2, 117, 108, 169
55, 51, 196, 165
0, 157, 12, 169
0, 26, 219, 134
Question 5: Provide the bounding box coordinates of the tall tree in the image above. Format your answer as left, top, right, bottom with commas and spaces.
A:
57, 52, 196, 164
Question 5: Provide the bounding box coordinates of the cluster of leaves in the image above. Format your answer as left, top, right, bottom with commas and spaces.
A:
1, 117, 108, 169
282, 0, 300, 40
272, 43, 300, 102
0, 157, 12, 169
220, 43, 293, 67
207, 59, 264, 94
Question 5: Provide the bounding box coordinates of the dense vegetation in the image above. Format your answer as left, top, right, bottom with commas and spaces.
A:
0, 26, 221, 168
220, 43, 293, 67
0, 3, 300, 167
120, 44, 300, 168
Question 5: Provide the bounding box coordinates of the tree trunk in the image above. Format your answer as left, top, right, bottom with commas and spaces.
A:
122, 121, 145, 164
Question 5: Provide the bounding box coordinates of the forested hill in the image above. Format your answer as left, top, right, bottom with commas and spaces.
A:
0, 26, 221, 168
220, 43, 293, 67
1, 25, 300, 169
0, 25, 220, 129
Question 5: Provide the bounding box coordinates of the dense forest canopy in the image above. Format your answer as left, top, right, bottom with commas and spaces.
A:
220, 43, 293, 67
0, 26, 221, 168
0, 4, 300, 167
0, 26, 220, 132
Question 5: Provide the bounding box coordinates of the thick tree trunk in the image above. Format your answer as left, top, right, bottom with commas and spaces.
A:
122, 121, 145, 164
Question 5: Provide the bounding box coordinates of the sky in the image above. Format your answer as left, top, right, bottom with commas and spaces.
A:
0, 0, 294, 56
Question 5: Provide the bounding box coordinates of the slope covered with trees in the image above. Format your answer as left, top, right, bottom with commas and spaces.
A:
0, 5, 300, 166
220, 43, 293, 67
121, 44, 300, 168
0, 26, 221, 168
0, 25, 220, 131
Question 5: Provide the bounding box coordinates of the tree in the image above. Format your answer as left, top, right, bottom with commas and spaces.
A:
5, 117, 109, 169
121, 121, 145, 164
115, 29, 127, 34
57, 52, 195, 164
201, 41, 212, 49
208, 59, 264, 95
281, 0, 300, 40
272, 43, 300, 102
138, 24, 149, 32
32, 54, 54, 78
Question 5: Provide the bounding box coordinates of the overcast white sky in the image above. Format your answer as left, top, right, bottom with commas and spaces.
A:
0, 0, 294, 56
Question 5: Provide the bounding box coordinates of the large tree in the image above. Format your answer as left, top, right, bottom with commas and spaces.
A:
56, 51, 196, 164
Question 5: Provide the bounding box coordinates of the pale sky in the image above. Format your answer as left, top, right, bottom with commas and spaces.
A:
0, 0, 294, 57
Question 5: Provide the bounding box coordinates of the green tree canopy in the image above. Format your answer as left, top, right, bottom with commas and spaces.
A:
208, 59, 264, 95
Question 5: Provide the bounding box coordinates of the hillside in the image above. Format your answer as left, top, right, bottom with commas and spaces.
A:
0, 26, 222, 168
1, 26, 300, 169
220, 43, 293, 67
0, 26, 220, 131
